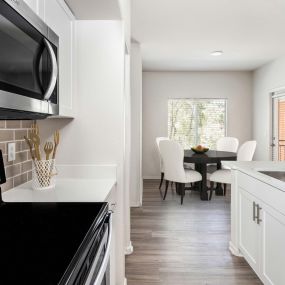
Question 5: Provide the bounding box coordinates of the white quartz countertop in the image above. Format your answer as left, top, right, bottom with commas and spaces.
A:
3, 178, 116, 202
3, 164, 117, 202
222, 161, 285, 191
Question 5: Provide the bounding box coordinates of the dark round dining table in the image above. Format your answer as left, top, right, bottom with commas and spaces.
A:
184, 150, 237, 200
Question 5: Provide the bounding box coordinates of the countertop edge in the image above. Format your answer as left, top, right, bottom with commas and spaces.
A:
222, 161, 285, 192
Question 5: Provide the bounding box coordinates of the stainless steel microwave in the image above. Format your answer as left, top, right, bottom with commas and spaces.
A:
0, 0, 59, 119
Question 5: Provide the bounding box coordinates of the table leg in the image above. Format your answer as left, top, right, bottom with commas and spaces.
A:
195, 163, 209, 201
215, 161, 224, 196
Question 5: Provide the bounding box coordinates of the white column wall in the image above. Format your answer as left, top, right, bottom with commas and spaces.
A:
39, 20, 126, 285
130, 43, 143, 207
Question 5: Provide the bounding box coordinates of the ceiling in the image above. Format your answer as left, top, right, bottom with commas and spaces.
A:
131, 0, 285, 71
64, 0, 121, 20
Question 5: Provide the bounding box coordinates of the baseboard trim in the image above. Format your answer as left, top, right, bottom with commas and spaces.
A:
143, 176, 161, 180
130, 202, 141, 208
125, 241, 134, 255
229, 241, 243, 257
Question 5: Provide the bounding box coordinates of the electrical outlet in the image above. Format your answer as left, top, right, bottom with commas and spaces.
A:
8, 142, 16, 162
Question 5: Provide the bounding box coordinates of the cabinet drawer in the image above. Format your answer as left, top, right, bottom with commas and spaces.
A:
237, 171, 285, 216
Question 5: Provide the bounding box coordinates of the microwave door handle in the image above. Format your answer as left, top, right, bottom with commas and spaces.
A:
93, 213, 113, 285
43, 38, 58, 101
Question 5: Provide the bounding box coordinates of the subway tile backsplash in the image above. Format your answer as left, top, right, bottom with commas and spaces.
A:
0, 120, 33, 192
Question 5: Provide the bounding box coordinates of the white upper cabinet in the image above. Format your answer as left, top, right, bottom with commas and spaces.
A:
40, 0, 75, 117
23, 0, 39, 14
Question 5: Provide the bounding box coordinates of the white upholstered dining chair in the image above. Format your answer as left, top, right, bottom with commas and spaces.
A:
155, 137, 169, 189
207, 136, 239, 173
217, 137, 239, 152
159, 140, 202, 204
208, 140, 257, 200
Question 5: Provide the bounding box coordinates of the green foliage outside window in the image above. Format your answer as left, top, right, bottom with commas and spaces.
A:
168, 99, 226, 149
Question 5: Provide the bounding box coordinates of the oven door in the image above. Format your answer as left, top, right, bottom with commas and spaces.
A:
84, 213, 112, 285
0, 0, 58, 115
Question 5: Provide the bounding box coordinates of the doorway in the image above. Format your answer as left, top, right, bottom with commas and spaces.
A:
272, 92, 285, 161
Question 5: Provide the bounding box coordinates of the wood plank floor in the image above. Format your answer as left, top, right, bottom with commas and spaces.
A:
126, 180, 262, 285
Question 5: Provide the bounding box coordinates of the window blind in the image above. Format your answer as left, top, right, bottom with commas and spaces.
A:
168, 99, 227, 149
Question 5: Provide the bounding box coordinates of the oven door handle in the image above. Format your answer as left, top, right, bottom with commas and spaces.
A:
93, 212, 113, 285
43, 38, 58, 101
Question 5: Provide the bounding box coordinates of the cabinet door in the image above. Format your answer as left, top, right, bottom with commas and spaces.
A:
261, 203, 285, 285
42, 0, 74, 117
23, 0, 38, 14
239, 188, 260, 273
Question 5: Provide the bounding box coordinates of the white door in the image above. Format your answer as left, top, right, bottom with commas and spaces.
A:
272, 92, 285, 161
260, 203, 285, 285
239, 188, 261, 274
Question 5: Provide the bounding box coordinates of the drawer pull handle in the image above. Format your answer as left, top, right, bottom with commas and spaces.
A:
253, 201, 257, 221
257, 204, 262, 225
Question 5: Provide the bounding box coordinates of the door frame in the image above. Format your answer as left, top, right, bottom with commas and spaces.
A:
270, 87, 285, 161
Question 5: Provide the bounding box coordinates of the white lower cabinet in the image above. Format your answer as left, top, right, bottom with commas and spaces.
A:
239, 188, 260, 274
238, 174, 285, 285
260, 202, 285, 285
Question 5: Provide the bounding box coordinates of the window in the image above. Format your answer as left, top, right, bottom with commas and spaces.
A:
168, 99, 227, 149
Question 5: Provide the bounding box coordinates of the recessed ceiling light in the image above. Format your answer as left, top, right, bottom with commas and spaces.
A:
211, 51, 223, 56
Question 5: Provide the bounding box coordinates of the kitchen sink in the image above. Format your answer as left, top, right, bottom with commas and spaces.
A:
258, 171, 285, 182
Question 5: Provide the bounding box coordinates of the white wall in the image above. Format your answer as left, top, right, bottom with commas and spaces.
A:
39, 21, 126, 285
253, 56, 285, 160
118, 0, 130, 49
142, 71, 253, 178
130, 43, 143, 206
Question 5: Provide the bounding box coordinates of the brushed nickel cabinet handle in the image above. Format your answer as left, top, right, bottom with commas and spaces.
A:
253, 201, 256, 221
257, 204, 262, 225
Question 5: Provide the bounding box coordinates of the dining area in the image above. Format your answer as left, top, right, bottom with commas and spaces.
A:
156, 137, 257, 204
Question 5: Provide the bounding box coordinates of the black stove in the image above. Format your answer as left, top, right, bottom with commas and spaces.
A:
0, 151, 111, 285
0, 202, 108, 284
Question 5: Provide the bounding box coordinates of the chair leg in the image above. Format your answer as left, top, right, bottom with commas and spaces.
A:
209, 181, 214, 201
163, 180, 169, 200
159, 172, 164, 189
175, 182, 180, 194
223, 183, 227, 196
180, 183, 185, 205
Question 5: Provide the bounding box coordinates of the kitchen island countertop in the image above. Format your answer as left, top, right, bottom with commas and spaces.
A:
222, 160, 285, 192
